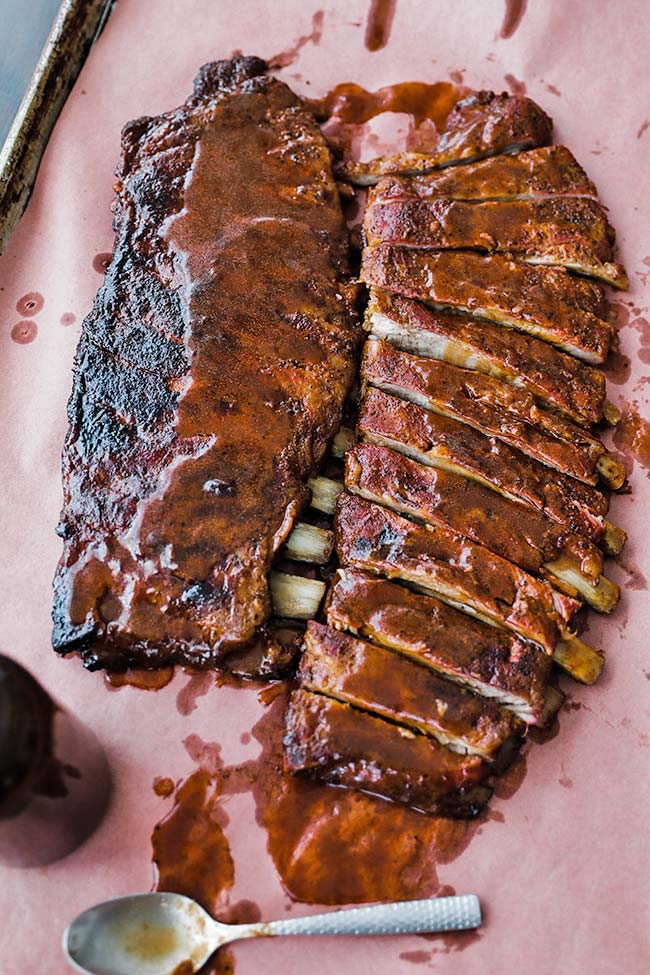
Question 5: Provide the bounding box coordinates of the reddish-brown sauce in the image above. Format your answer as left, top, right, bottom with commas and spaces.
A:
269, 11, 324, 68
153, 776, 175, 797
499, 0, 528, 39
613, 405, 650, 470
10, 320, 37, 344
176, 671, 215, 716
504, 73, 527, 96
92, 252, 112, 274
313, 79, 465, 160
364, 0, 397, 52
15, 291, 44, 315
104, 667, 174, 690
60, 312, 76, 327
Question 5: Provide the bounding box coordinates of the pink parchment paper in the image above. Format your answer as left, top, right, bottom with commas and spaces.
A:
0, 2, 649, 972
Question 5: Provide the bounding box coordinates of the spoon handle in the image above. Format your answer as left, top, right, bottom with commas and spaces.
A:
259, 894, 481, 938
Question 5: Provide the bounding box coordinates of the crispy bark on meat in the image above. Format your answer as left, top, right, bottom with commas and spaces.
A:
344, 444, 622, 613
368, 146, 598, 202
298, 623, 522, 759
335, 493, 580, 653
361, 247, 612, 364
341, 90, 553, 185
283, 689, 492, 816
361, 338, 625, 489
326, 570, 551, 723
52, 56, 359, 671
363, 197, 627, 289
358, 387, 611, 546
365, 289, 613, 428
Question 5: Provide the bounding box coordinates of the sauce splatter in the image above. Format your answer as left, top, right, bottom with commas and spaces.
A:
176, 671, 215, 716
504, 73, 527, 95
499, 0, 528, 39
105, 667, 175, 691
10, 320, 37, 344
269, 11, 324, 68
605, 350, 631, 385
15, 292, 44, 315
613, 405, 650, 471
637, 120, 650, 140
60, 312, 76, 327
153, 776, 175, 797
364, 0, 397, 52
92, 252, 112, 274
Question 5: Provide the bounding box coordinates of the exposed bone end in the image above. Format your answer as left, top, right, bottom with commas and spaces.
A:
603, 400, 620, 426
603, 520, 627, 556
283, 523, 334, 564
538, 686, 565, 728
545, 560, 620, 613
308, 475, 343, 515
270, 572, 326, 620
596, 453, 627, 491
553, 638, 604, 685
332, 427, 357, 458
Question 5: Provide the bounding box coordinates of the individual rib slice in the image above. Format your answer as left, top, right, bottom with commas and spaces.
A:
367, 146, 598, 202
340, 90, 553, 185
361, 247, 612, 364
365, 289, 615, 429
283, 689, 492, 816
299, 622, 522, 759
344, 444, 620, 613
363, 197, 627, 289
362, 338, 624, 489
326, 569, 552, 723
358, 387, 612, 547
335, 493, 579, 653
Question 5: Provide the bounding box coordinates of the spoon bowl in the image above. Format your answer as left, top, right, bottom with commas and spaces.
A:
64, 890, 482, 975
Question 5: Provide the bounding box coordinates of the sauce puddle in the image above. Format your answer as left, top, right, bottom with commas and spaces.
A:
150, 687, 540, 971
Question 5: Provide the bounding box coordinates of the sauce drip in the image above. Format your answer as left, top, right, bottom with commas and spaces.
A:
364, 0, 397, 52
613, 404, 650, 470
105, 667, 174, 691
500, 0, 528, 39
269, 10, 324, 68
15, 292, 44, 315
92, 252, 112, 274
10, 320, 37, 344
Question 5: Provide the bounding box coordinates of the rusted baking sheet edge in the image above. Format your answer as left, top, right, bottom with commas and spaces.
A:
0, 0, 116, 254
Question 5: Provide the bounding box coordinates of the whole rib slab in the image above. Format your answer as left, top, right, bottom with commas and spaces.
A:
52, 57, 358, 670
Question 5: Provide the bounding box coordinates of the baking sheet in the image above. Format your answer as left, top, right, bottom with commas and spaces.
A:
1, 1, 649, 972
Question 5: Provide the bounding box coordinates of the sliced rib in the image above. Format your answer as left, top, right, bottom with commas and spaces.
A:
363, 197, 627, 289
361, 247, 612, 364
283, 689, 492, 816
358, 387, 613, 547
366, 289, 613, 429
340, 90, 553, 185
52, 57, 359, 671
326, 569, 552, 723
367, 146, 598, 202
344, 444, 619, 613
335, 493, 579, 653
299, 622, 522, 759
361, 338, 625, 489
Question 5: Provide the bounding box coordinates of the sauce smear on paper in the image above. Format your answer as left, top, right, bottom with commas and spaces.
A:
500, 0, 528, 39
15, 292, 44, 315
105, 667, 174, 690
10, 320, 37, 344
613, 405, 650, 470
364, 0, 397, 52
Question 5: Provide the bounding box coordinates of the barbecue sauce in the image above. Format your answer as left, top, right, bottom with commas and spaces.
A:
0, 656, 110, 867
364, 0, 397, 52
613, 405, 650, 471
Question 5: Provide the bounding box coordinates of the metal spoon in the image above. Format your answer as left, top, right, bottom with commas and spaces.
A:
64, 890, 482, 975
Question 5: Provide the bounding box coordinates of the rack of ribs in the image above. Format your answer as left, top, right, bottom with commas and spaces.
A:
285, 86, 627, 818
52, 56, 359, 672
